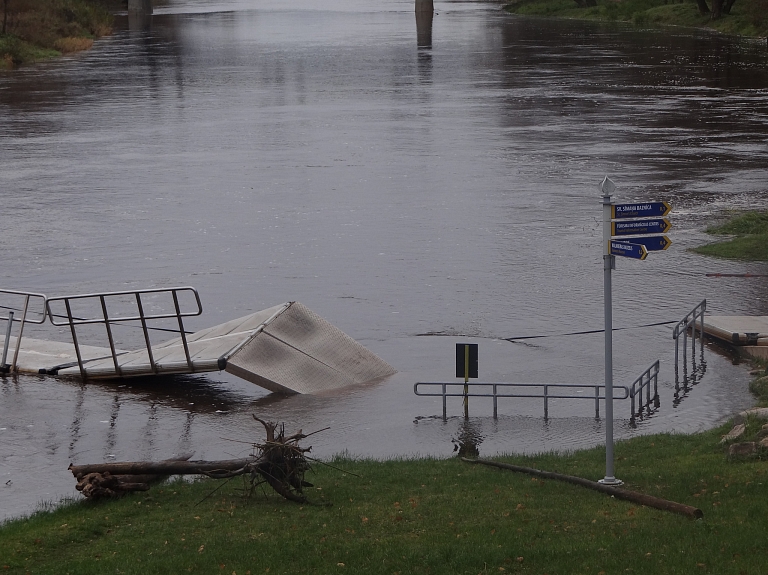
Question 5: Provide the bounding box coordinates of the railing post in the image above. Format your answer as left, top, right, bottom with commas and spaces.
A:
64, 299, 87, 381
172, 289, 194, 372
543, 384, 548, 419
595, 385, 600, 419
135, 293, 157, 374
493, 384, 498, 419
1, 311, 13, 371
100, 295, 122, 377
10, 296, 29, 373
442, 383, 447, 421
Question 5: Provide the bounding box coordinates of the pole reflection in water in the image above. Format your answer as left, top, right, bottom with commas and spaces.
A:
128, 11, 153, 32
452, 418, 484, 458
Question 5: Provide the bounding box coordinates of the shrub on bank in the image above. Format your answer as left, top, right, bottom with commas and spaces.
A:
0, 0, 112, 67
504, 0, 768, 37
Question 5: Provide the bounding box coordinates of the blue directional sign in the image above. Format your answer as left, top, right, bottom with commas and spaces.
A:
612, 218, 671, 236
621, 235, 672, 251
611, 201, 671, 219
610, 240, 647, 260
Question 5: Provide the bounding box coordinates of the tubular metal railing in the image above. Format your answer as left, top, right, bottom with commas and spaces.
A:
673, 299, 706, 369
672, 300, 707, 407
414, 381, 632, 420
0, 289, 48, 374
46, 287, 202, 380
628, 360, 660, 424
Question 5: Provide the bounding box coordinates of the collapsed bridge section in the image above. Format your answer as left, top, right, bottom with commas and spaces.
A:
1, 287, 396, 394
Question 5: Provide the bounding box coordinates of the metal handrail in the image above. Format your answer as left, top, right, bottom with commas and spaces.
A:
414, 381, 631, 420
673, 299, 706, 369
46, 287, 202, 380
0, 289, 48, 374
628, 360, 660, 424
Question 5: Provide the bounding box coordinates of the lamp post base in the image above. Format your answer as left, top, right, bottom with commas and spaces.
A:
598, 476, 624, 486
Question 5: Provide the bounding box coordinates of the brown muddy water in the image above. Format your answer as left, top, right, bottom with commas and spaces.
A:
1, 0, 768, 521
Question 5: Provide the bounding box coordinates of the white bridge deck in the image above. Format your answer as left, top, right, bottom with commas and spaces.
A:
701, 316, 768, 346
6, 302, 396, 395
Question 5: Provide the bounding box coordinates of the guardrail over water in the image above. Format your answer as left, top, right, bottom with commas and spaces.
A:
0, 289, 48, 373
415, 361, 659, 424
46, 287, 202, 380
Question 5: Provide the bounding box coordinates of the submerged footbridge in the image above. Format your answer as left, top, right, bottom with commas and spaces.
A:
0, 287, 396, 394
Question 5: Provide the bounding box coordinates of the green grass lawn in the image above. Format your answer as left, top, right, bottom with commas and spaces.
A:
3, 415, 768, 574
693, 210, 768, 261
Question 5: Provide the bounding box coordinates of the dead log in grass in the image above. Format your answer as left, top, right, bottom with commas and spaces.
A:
70, 417, 314, 502
462, 458, 703, 519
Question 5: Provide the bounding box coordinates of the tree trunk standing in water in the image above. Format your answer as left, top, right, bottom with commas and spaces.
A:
415, 0, 433, 14
695, 0, 711, 14
3, 0, 9, 35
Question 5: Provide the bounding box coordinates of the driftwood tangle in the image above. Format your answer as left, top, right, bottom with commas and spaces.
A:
70, 417, 313, 502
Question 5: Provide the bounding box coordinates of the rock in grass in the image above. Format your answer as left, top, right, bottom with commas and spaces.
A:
728, 442, 757, 459
733, 407, 768, 425
721, 424, 746, 444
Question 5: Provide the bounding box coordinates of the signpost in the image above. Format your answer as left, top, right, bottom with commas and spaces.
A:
611, 201, 671, 219
600, 177, 672, 486
611, 219, 671, 236
456, 343, 478, 419
609, 240, 647, 261
622, 235, 671, 252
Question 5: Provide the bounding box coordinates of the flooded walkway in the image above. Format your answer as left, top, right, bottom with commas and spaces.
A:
1, 0, 768, 521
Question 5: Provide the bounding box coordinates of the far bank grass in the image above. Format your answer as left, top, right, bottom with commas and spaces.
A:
0, 0, 113, 69
693, 210, 768, 260
504, 0, 768, 38
2, 422, 768, 574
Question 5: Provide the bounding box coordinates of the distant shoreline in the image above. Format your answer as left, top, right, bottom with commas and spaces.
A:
0, 0, 114, 69
502, 0, 768, 40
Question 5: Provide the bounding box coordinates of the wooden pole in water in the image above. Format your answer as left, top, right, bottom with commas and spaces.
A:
415, 0, 434, 13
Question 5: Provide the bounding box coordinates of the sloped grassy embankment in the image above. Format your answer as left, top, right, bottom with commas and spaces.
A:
2, 411, 768, 574
0, 0, 112, 68
693, 210, 768, 261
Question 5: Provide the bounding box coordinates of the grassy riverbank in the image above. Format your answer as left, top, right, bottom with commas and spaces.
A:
2, 420, 768, 575
503, 0, 768, 38
0, 0, 113, 69
692, 210, 768, 260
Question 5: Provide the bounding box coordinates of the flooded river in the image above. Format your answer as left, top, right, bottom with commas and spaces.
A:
2, 0, 768, 521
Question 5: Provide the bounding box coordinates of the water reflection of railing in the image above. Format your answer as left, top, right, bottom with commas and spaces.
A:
0, 289, 48, 373
672, 300, 707, 408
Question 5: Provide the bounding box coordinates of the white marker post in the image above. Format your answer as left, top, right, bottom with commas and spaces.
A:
599, 176, 622, 486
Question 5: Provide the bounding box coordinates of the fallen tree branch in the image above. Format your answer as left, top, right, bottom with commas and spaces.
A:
70, 418, 318, 503
70, 458, 259, 478
462, 458, 703, 519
